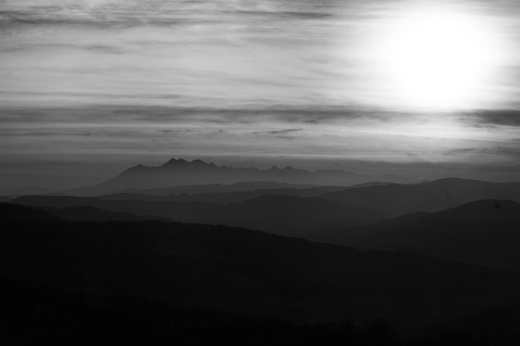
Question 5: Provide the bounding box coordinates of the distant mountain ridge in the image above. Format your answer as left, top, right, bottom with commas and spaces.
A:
129, 181, 318, 195
11, 194, 385, 236
0, 186, 52, 197
322, 177, 520, 217
65, 158, 415, 196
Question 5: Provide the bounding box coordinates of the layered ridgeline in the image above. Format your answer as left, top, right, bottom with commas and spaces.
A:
2, 202, 520, 329
12, 177, 520, 237
65, 158, 414, 196
321, 178, 520, 217
308, 200, 520, 272
11, 195, 385, 237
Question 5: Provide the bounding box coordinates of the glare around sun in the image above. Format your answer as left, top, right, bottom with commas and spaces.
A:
372, 8, 505, 111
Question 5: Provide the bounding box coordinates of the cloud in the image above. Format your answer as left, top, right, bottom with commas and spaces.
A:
443, 145, 520, 158
230, 10, 333, 20
468, 109, 520, 127
251, 128, 302, 139
252, 128, 302, 135
0, 9, 186, 29
0, 105, 409, 128
0, 0, 338, 30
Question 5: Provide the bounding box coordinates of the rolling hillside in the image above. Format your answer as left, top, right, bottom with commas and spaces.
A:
310, 200, 520, 272
10, 195, 385, 237
322, 178, 520, 217
2, 202, 520, 328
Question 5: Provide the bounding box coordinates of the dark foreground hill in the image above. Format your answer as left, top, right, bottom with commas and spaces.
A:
10, 195, 385, 236
322, 178, 520, 217
5, 275, 520, 346
308, 200, 520, 272
2, 202, 520, 331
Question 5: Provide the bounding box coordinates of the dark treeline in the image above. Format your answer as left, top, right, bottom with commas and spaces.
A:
3, 276, 520, 345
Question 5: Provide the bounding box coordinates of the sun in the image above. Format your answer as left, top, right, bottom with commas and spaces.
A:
373, 8, 503, 111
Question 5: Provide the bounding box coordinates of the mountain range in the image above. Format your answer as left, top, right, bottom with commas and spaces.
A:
7, 157, 520, 274
64, 158, 415, 196
0, 186, 52, 198
4, 165, 520, 338
11, 176, 520, 238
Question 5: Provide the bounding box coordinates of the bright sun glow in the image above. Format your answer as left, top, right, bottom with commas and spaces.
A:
374, 8, 504, 111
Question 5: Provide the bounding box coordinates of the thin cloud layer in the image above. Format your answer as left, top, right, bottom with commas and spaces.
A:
470, 109, 520, 127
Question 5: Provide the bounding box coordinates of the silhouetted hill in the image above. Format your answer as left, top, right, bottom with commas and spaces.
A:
0, 196, 11, 203
0, 202, 59, 223
99, 186, 349, 204
64, 158, 415, 196
98, 182, 390, 204
222, 195, 385, 235
133, 181, 318, 195
44, 206, 166, 222
322, 178, 520, 217
306, 212, 430, 245
311, 200, 520, 272
2, 203, 520, 329
0, 186, 53, 197
10, 195, 385, 236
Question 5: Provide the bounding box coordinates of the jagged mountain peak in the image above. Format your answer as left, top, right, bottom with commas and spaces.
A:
162, 158, 190, 166
160, 158, 219, 169
191, 159, 208, 165
65, 157, 416, 195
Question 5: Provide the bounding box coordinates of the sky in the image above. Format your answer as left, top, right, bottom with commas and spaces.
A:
1, 0, 520, 188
